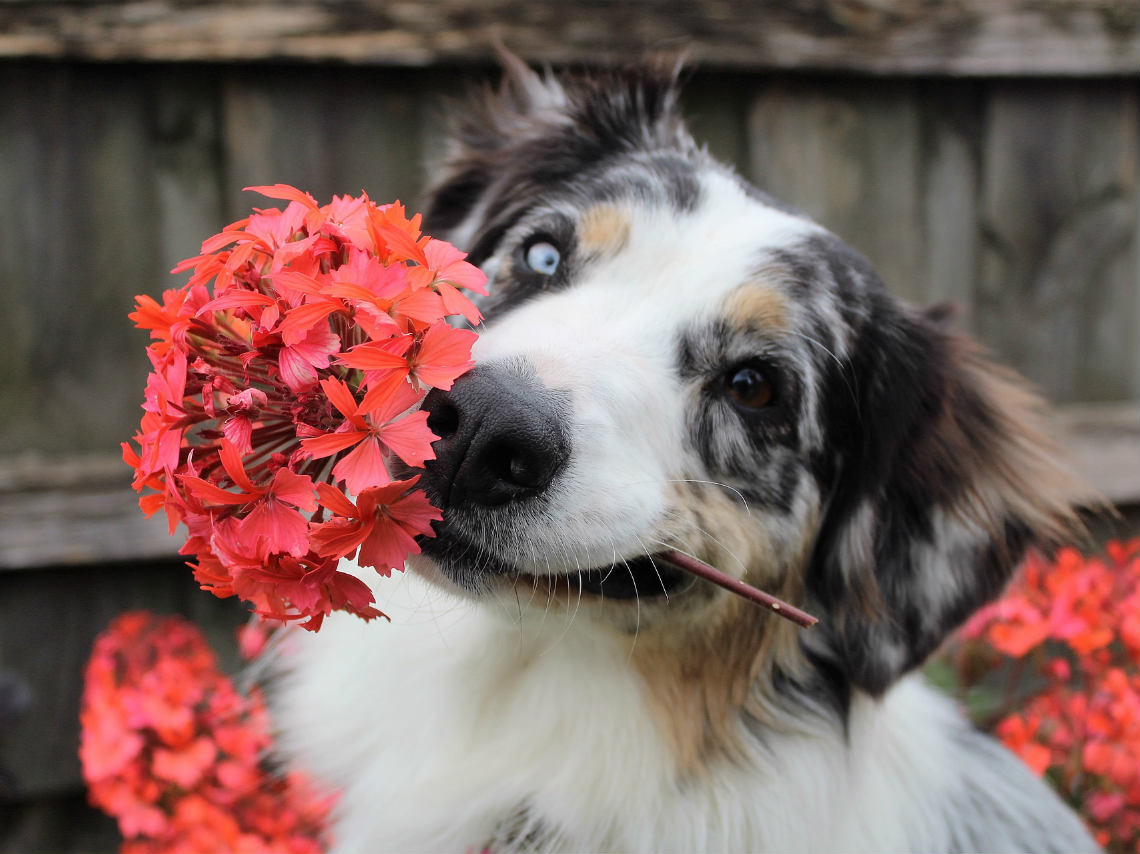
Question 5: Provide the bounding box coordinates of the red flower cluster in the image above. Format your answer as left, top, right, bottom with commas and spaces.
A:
123, 186, 487, 630
954, 539, 1140, 852
80, 612, 334, 853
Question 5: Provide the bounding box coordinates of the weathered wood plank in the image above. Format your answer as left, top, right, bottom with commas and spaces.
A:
0, 454, 179, 569
682, 73, 753, 178
747, 79, 927, 302
0, 65, 175, 458
220, 66, 444, 219
1052, 403, 1140, 507
0, 0, 1136, 75
0, 63, 226, 465
149, 67, 227, 277
976, 81, 1140, 404
918, 81, 984, 318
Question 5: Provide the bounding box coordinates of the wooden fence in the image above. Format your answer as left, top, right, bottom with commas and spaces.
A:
1, 2, 1138, 851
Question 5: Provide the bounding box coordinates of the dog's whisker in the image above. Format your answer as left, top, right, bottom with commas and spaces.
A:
615, 553, 642, 649
783, 328, 861, 422
664, 478, 754, 517
634, 534, 670, 602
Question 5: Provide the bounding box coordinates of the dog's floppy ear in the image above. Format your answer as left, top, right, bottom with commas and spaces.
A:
808, 296, 1095, 695
421, 53, 690, 252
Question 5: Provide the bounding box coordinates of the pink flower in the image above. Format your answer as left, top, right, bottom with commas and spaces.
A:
124, 185, 487, 632
311, 478, 442, 573
80, 613, 336, 853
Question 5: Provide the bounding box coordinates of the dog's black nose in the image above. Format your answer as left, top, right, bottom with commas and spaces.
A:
420, 366, 570, 508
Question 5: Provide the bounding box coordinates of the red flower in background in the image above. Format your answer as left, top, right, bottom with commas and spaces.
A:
951, 538, 1140, 853
80, 612, 334, 854
122, 186, 487, 631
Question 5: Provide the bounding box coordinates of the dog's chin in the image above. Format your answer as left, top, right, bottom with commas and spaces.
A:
414, 532, 696, 603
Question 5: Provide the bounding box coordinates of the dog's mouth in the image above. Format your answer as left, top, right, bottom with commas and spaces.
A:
419, 533, 818, 625
419, 533, 693, 600
515, 553, 695, 600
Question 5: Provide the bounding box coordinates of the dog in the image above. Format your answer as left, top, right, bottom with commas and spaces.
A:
269, 58, 1101, 853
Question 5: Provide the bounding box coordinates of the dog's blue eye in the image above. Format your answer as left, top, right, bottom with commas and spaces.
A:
726, 366, 774, 410
525, 241, 561, 276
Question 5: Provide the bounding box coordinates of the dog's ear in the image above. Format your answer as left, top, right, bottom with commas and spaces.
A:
807, 296, 1095, 695
421, 52, 567, 241
421, 53, 690, 253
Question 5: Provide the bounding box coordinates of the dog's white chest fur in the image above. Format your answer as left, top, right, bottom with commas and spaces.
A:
269, 571, 1091, 853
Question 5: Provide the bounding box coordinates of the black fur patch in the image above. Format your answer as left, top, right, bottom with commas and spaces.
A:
422, 62, 701, 268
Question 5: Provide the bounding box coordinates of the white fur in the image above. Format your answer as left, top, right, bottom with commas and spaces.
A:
469, 171, 819, 574
271, 569, 1094, 853
267, 162, 1100, 853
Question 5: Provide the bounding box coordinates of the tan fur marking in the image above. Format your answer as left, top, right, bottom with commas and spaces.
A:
577, 204, 630, 257
722, 282, 789, 333
629, 482, 814, 778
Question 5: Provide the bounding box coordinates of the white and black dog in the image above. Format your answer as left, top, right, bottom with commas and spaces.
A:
270, 59, 1100, 853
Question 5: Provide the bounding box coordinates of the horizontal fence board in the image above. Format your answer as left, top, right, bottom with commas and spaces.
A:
1052, 403, 1140, 506
0, 0, 1137, 75
3, 402, 1135, 570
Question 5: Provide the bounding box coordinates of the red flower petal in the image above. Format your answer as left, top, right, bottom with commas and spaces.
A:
310, 516, 372, 559
268, 468, 317, 512
240, 497, 312, 556
319, 376, 362, 421
315, 481, 361, 518
411, 322, 476, 390
339, 336, 413, 371
357, 515, 420, 575
301, 429, 366, 460
278, 346, 320, 392
279, 301, 340, 346
245, 183, 319, 210
183, 475, 254, 506
333, 436, 392, 495
378, 410, 437, 468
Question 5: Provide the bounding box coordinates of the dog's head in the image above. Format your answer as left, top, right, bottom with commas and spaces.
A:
409, 59, 1090, 718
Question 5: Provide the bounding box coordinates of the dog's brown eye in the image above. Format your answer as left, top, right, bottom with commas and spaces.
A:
726, 366, 774, 409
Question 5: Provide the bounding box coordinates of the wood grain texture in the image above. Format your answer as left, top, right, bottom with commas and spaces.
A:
0, 0, 1136, 75
219, 66, 445, 219
0, 64, 215, 459
976, 81, 1139, 404
748, 79, 926, 302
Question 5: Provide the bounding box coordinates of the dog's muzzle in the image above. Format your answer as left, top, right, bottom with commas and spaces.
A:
418, 364, 571, 509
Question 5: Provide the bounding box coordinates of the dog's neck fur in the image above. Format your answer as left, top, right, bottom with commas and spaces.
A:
270, 570, 1093, 854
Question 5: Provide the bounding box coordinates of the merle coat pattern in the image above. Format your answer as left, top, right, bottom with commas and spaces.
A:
269, 59, 1100, 853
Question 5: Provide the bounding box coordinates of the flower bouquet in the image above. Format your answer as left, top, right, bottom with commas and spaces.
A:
123, 185, 487, 631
